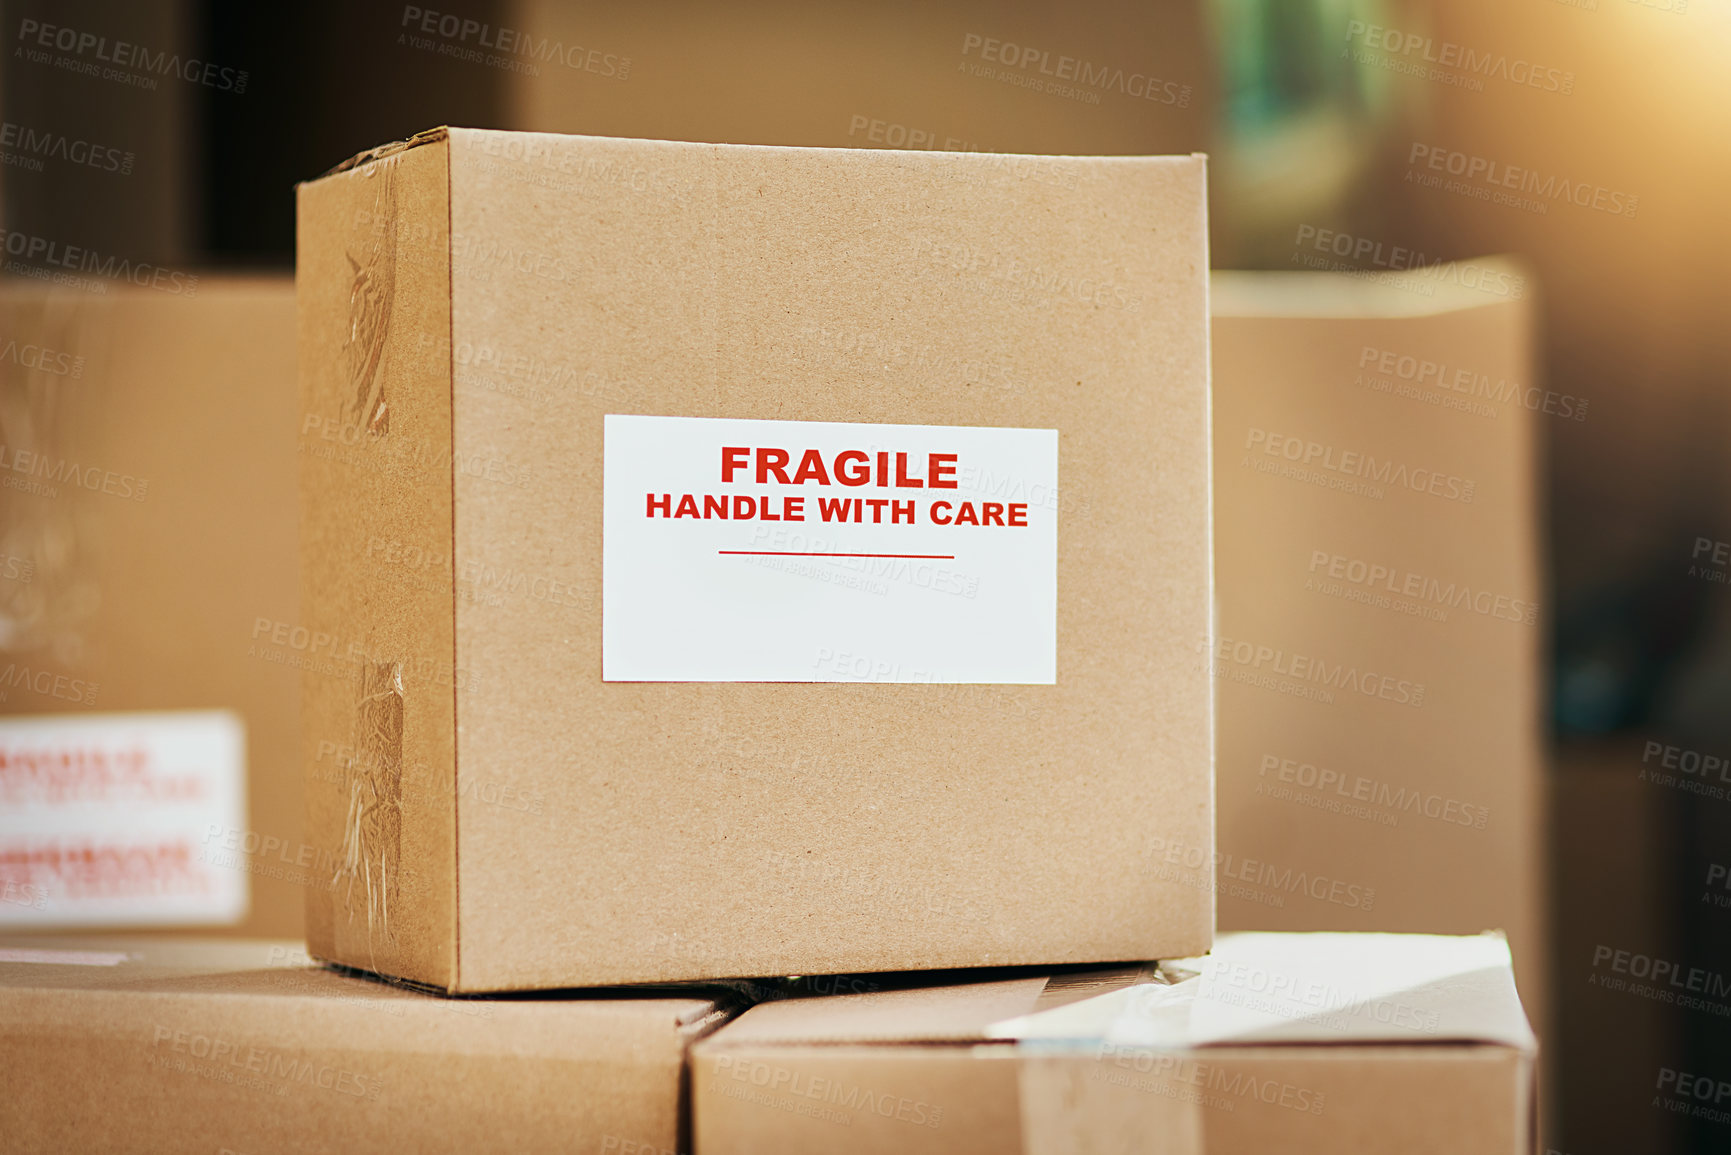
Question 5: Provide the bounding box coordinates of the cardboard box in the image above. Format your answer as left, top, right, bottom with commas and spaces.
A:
0, 935, 732, 1153
0, 280, 302, 938
499, 1, 1214, 159
295, 128, 1212, 990
1209, 264, 1547, 1028
692, 931, 1538, 1155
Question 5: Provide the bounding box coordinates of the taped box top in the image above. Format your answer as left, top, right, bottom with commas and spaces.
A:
0, 936, 732, 1154
295, 128, 1212, 991
692, 931, 1538, 1155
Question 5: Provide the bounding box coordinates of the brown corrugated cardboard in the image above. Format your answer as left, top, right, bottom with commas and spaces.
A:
0, 280, 302, 938
1209, 265, 1547, 1032
691, 931, 1538, 1155
296, 128, 1212, 991
499, 1, 1214, 159
0, 935, 731, 1153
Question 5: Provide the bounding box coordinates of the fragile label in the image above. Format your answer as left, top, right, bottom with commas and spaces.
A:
603, 415, 1058, 682
0, 711, 247, 927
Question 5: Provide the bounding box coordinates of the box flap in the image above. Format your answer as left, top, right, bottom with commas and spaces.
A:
699, 967, 1158, 1047
1212, 256, 1530, 318
0, 937, 723, 1035
988, 932, 1537, 1055
316, 127, 450, 179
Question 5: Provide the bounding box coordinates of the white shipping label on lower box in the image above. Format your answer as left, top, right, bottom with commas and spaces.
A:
603, 414, 1058, 683
0, 711, 247, 927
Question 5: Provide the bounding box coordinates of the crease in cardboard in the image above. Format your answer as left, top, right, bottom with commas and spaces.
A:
333, 661, 404, 962
321, 125, 450, 178
344, 158, 397, 438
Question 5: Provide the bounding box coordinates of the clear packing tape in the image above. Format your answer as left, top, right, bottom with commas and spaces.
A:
993, 932, 1536, 1155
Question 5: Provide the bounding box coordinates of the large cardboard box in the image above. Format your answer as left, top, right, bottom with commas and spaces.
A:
0, 936, 730, 1153
0, 280, 302, 938
691, 931, 1537, 1154
1209, 265, 1547, 1027
295, 128, 1212, 991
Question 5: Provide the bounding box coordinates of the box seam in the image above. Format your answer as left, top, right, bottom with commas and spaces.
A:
444, 136, 462, 992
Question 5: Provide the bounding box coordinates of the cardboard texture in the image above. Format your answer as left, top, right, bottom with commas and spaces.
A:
0, 935, 730, 1154
500, 1, 1215, 158
297, 128, 1213, 991
1209, 266, 1547, 1030
0, 279, 303, 938
691, 931, 1538, 1155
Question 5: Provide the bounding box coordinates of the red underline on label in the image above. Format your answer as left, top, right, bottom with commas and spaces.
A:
719, 550, 956, 560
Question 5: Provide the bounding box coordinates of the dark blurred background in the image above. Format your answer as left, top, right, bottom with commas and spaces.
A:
4, 1, 1728, 1151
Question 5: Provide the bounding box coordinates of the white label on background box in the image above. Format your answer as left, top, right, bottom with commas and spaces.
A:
0, 711, 247, 927
603, 414, 1058, 683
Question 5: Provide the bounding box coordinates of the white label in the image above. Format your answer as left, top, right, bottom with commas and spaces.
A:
0, 711, 247, 927
603, 415, 1058, 683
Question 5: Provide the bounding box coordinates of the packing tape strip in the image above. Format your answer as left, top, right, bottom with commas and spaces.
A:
1013, 973, 1206, 1155
1016, 1045, 1204, 1155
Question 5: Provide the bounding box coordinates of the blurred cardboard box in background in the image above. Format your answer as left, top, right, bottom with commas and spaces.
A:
0, 279, 301, 939
1210, 262, 1547, 1030
500, 0, 1214, 156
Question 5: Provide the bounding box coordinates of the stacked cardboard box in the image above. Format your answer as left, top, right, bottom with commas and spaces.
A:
1210, 265, 1548, 1028
0, 937, 731, 1153
691, 931, 1537, 1154
7, 130, 1544, 1149
294, 127, 1213, 990
0, 280, 302, 939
